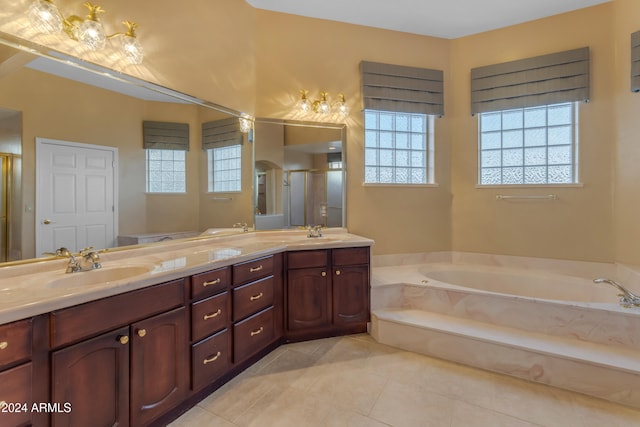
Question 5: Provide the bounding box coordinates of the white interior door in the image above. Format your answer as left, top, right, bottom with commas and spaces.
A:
36, 138, 118, 256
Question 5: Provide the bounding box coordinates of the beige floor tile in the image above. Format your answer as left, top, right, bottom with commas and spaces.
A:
167, 405, 235, 427
369, 378, 455, 427
451, 400, 540, 427
171, 335, 640, 427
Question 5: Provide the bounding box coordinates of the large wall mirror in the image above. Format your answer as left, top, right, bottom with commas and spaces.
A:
0, 34, 254, 264
253, 119, 346, 230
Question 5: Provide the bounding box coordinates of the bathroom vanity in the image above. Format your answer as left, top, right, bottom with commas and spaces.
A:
0, 229, 372, 426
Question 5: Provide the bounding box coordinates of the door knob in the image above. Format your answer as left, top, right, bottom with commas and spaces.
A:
43, 219, 52, 225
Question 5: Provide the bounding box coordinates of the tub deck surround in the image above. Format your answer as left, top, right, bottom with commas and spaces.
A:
370, 252, 640, 409
0, 228, 373, 324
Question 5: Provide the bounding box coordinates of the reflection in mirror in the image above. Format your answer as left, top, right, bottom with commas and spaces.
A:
0, 36, 253, 264
253, 120, 345, 230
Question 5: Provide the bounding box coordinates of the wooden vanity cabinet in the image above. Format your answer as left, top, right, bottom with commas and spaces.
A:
285, 247, 370, 341
0, 315, 48, 427
50, 278, 188, 427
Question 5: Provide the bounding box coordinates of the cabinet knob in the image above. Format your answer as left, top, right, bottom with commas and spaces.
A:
203, 309, 222, 320
203, 278, 221, 287
250, 326, 264, 337
118, 335, 129, 345
203, 351, 222, 365
137, 329, 147, 338
0, 401, 6, 410
0, 341, 7, 350
250, 292, 263, 301
336, 270, 341, 276
321, 271, 327, 277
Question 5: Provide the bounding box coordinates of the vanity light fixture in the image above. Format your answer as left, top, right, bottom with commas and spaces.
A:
27, 0, 144, 64
296, 90, 350, 118
239, 113, 254, 134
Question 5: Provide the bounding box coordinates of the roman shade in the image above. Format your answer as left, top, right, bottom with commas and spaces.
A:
360, 61, 444, 116
470, 47, 590, 114
143, 121, 189, 151
632, 31, 640, 92
202, 117, 242, 150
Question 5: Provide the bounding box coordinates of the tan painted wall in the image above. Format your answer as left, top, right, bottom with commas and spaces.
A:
253, 10, 453, 255
450, 4, 616, 262
613, 0, 640, 265
5, 1, 640, 264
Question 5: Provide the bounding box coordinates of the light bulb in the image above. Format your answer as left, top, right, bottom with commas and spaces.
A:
28, 0, 63, 34
78, 19, 106, 50
121, 35, 143, 64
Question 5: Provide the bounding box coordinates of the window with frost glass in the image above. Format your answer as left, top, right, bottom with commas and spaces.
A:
479, 103, 578, 185
364, 110, 434, 184
146, 149, 186, 193
208, 145, 241, 192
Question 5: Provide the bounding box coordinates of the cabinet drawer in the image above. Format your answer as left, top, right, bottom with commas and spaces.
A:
233, 256, 274, 286
287, 250, 328, 269
0, 318, 32, 369
233, 276, 274, 322
192, 266, 230, 299
192, 292, 230, 342
192, 329, 231, 390
0, 363, 32, 427
233, 307, 274, 362
51, 279, 185, 348
332, 247, 370, 266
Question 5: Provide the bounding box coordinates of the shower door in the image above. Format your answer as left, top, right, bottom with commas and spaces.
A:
288, 169, 343, 228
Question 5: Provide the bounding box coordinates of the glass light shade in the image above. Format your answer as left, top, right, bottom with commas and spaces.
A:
336, 102, 350, 118
239, 114, 253, 133
317, 100, 330, 115
78, 19, 106, 50
297, 97, 311, 113
28, 0, 63, 34
121, 35, 144, 64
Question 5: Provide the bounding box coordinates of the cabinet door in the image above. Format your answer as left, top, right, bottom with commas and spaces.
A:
287, 268, 331, 331
51, 326, 130, 427
333, 265, 370, 326
0, 363, 32, 427
130, 307, 188, 426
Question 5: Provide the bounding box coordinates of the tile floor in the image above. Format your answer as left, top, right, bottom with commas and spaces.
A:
169, 334, 640, 427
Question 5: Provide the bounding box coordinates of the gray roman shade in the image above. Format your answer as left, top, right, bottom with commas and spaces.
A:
143, 121, 189, 151
202, 117, 242, 150
631, 31, 640, 92
470, 47, 590, 114
360, 61, 444, 116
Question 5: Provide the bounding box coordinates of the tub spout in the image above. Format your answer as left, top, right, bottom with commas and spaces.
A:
594, 278, 640, 308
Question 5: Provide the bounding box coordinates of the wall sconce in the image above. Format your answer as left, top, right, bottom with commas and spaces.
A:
239, 114, 254, 134
296, 90, 350, 118
27, 0, 144, 64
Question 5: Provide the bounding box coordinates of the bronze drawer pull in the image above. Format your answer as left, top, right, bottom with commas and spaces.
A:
250, 327, 264, 337
203, 278, 221, 287
203, 351, 222, 365
203, 309, 222, 320
0, 341, 7, 350
249, 265, 263, 272
250, 292, 263, 301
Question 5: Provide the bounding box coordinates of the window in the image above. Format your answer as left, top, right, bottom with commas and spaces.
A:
146, 149, 186, 193
208, 144, 241, 192
479, 102, 578, 185
364, 110, 434, 184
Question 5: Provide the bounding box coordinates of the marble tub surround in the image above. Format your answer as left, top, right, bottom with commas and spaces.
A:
0, 228, 373, 324
370, 252, 640, 409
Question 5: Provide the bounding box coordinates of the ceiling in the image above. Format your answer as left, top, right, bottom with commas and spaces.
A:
247, 0, 611, 39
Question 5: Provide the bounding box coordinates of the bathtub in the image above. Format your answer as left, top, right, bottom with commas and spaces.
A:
370, 253, 640, 408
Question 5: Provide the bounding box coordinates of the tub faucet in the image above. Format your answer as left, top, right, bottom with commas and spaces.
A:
594, 278, 640, 308
307, 225, 323, 238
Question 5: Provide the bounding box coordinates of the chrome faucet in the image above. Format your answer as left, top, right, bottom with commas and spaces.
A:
233, 222, 249, 232
48, 247, 102, 273
594, 278, 640, 308
307, 225, 323, 238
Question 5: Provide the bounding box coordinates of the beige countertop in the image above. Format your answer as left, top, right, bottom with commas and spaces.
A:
0, 229, 373, 324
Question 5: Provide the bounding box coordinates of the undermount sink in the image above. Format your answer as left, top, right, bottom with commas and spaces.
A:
45, 265, 153, 289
